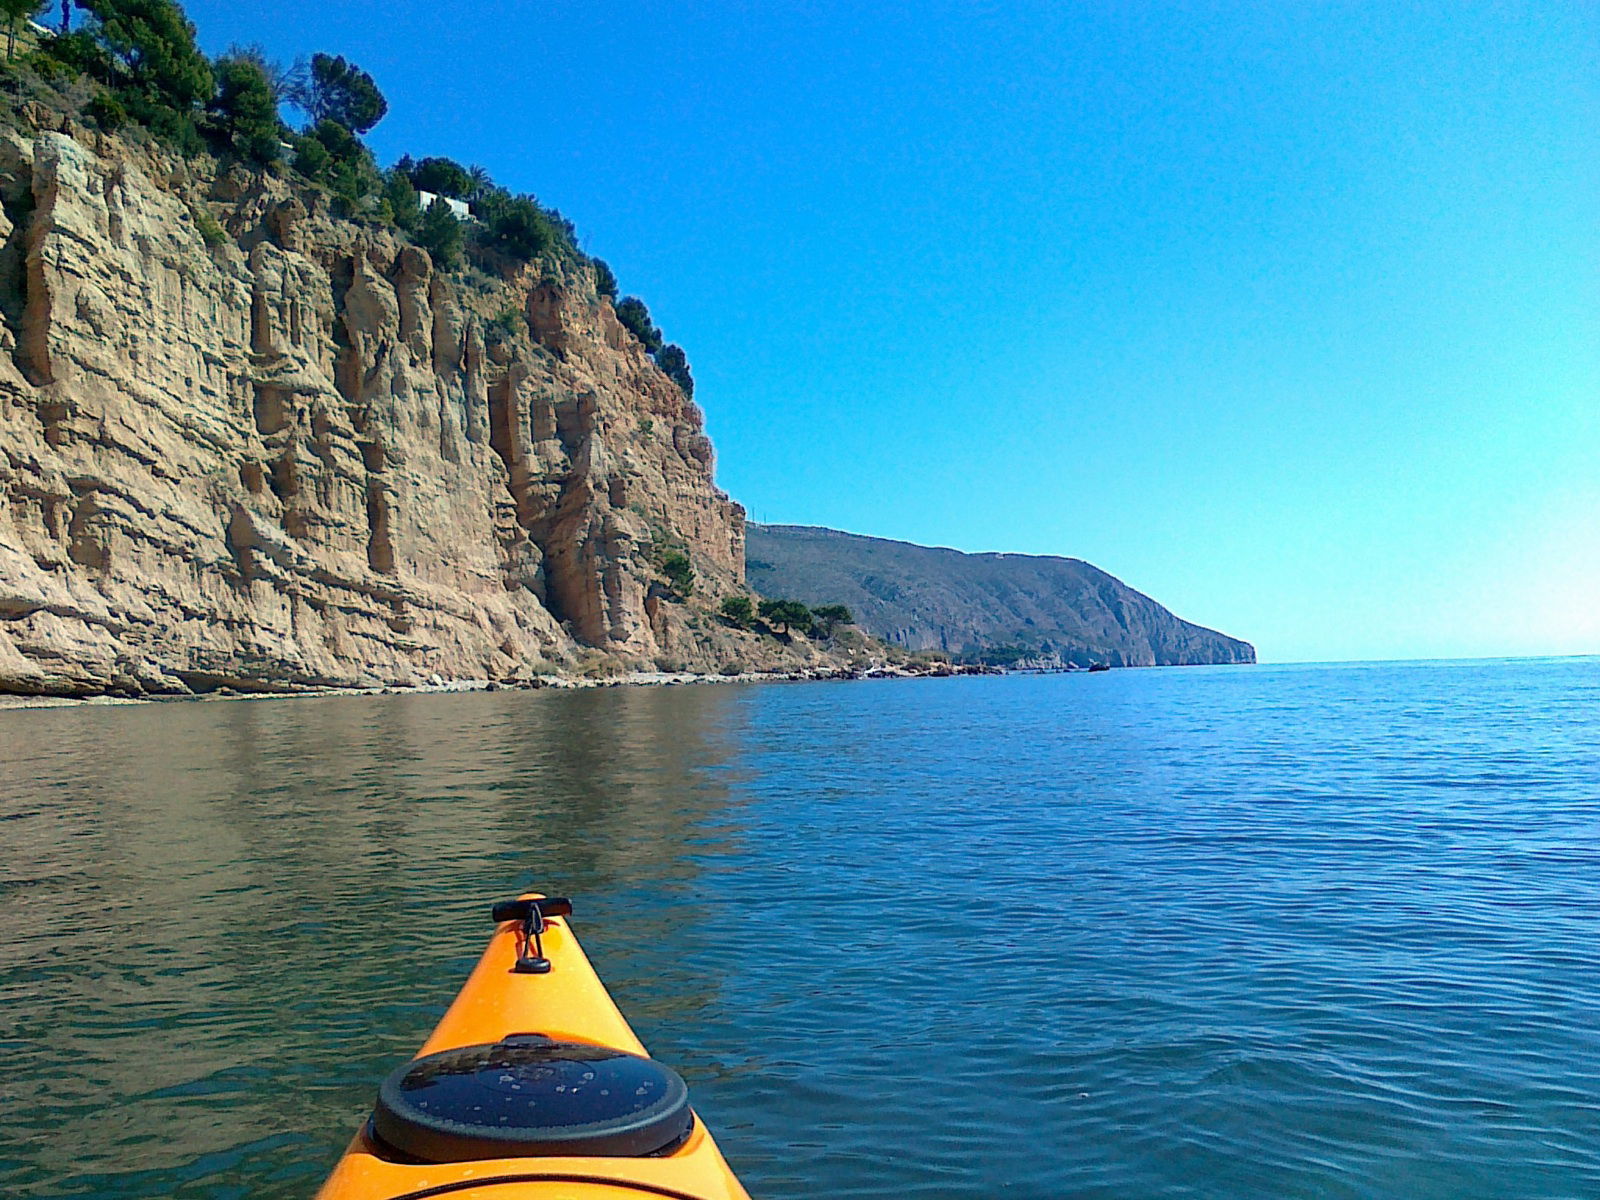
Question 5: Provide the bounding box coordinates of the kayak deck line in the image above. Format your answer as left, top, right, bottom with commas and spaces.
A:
372, 1176, 715, 1199
316, 895, 752, 1200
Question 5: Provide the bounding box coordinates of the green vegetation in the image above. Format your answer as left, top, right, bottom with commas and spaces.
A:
660, 551, 694, 599
474, 188, 565, 262
654, 343, 693, 399
810, 604, 853, 634
615, 296, 662, 353
63, 0, 212, 154
489, 307, 524, 336
718, 595, 755, 628
417, 196, 463, 268
643, 527, 695, 600
8, 0, 697, 397
83, 89, 126, 130
613, 296, 693, 398
288, 52, 386, 134
382, 168, 422, 232
964, 644, 1030, 668
208, 53, 279, 163
402, 155, 474, 198
291, 118, 380, 209
83, 0, 212, 107
189, 202, 224, 246
758, 598, 813, 636
288, 126, 330, 176
722, 597, 856, 639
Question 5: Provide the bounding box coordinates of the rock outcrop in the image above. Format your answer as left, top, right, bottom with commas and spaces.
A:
747, 524, 1256, 667
0, 120, 786, 696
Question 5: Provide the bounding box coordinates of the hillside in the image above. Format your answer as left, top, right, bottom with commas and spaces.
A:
746, 525, 1255, 667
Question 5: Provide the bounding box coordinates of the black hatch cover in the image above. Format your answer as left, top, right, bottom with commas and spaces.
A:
372, 1034, 693, 1163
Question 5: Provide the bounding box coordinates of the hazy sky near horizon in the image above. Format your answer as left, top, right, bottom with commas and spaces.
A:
185, 1, 1597, 663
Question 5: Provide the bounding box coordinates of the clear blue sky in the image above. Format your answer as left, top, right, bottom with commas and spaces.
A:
184, 1, 1597, 663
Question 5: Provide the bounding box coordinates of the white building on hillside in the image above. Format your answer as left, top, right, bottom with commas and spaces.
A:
416, 191, 472, 220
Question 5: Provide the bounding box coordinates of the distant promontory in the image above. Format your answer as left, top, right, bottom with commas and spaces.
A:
747, 525, 1255, 668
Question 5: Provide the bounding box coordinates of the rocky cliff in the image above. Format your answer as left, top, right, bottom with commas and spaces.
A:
0, 113, 814, 696
747, 524, 1256, 667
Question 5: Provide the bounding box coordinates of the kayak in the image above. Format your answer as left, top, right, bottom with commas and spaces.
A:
316, 895, 752, 1200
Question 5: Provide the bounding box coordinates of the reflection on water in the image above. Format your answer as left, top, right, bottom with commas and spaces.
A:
4, 660, 1600, 1200
0, 686, 747, 1198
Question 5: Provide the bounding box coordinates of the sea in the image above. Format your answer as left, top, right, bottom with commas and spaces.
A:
2, 658, 1597, 1199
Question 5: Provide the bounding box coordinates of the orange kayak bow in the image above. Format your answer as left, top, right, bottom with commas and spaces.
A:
316, 895, 752, 1200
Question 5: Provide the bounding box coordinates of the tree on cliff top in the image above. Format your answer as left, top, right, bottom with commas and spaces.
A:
208, 54, 281, 164
288, 52, 386, 134
612, 298, 693, 398
405, 155, 474, 199
78, 0, 212, 108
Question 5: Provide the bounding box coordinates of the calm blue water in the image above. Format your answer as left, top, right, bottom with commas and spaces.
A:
2, 659, 1598, 1198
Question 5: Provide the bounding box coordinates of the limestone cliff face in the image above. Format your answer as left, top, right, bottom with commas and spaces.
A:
0, 119, 766, 695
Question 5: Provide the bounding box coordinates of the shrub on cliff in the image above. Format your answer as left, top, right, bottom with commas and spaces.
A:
719, 595, 756, 629
615, 296, 662, 354
190, 201, 225, 246
758, 598, 813, 636
612, 298, 694, 397
290, 131, 330, 178
417, 196, 463, 268
489, 307, 524, 337
472, 189, 564, 262
592, 258, 618, 301
811, 604, 853, 634
293, 118, 381, 211
83, 88, 127, 131
655, 343, 694, 398
660, 551, 694, 599
137, 95, 203, 154
383, 169, 422, 232
35, 29, 113, 80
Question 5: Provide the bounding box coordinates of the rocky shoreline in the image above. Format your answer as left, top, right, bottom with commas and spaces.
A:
0, 659, 1004, 710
